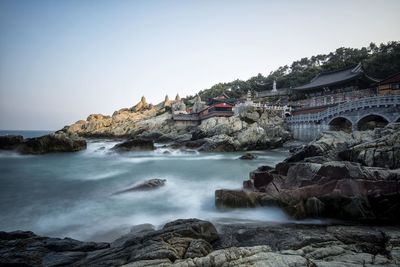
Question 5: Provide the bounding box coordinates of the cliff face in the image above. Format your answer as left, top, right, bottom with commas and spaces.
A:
63, 99, 290, 151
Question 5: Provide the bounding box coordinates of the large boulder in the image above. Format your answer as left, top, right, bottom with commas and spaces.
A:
112, 139, 155, 151
18, 132, 86, 154
239, 153, 257, 160
286, 131, 355, 163
339, 126, 400, 169
0, 135, 24, 150
249, 166, 275, 191
198, 134, 238, 152
215, 190, 260, 208
239, 106, 260, 123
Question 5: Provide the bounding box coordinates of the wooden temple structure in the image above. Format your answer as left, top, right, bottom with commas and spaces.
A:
289, 63, 379, 115
172, 94, 236, 125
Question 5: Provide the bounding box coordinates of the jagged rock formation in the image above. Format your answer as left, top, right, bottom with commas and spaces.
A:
63, 97, 290, 151
132, 96, 152, 112
1, 219, 399, 266
0, 219, 218, 267
186, 108, 290, 151
216, 123, 400, 222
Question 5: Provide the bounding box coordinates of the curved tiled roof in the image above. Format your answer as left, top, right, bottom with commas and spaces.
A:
378, 72, 400, 85
293, 63, 378, 91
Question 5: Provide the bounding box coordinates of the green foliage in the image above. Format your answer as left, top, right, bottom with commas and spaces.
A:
186, 41, 400, 102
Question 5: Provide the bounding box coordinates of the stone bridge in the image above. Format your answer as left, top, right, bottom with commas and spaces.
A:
286, 95, 400, 141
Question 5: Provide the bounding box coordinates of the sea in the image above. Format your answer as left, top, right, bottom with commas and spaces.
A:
0, 130, 314, 242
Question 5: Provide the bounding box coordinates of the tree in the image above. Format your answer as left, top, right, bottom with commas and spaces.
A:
187, 41, 400, 101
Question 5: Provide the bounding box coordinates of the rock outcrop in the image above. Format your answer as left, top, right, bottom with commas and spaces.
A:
216, 123, 400, 222
112, 139, 155, 151
185, 109, 290, 151
239, 153, 257, 160
0, 135, 24, 149
114, 179, 166, 194
339, 124, 400, 169
0, 219, 218, 267
0, 132, 87, 154
2, 219, 399, 267
63, 98, 290, 152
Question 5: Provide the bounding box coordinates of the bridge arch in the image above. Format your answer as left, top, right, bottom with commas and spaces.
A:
357, 113, 390, 131
328, 116, 353, 133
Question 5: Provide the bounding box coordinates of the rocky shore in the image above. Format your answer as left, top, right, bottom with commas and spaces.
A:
216, 123, 400, 222
61, 96, 290, 152
1, 124, 400, 266
1, 218, 399, 267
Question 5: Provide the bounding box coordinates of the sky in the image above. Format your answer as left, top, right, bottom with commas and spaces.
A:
0, 0, 399, 130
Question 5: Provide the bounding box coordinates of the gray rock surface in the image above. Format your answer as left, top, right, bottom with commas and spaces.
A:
64, 99, 290, 152
0, 135, 24, 149
112, 138, 155, 151
216, 124, 400, 222
239, 153, 257, 160
2, 220, 399, 267
0, 132, 87, 154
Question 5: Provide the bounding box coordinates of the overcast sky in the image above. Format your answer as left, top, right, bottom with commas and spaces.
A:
0, 0, 399, 130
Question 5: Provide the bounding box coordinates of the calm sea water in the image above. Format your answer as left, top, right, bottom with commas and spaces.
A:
0, 131, 298, 242
0, 130, 53, 138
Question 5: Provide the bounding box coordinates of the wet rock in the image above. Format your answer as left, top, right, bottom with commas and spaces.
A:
0, 135, 24, 150
220, 124, 400, 222
250, 168, 274, 191
2, 220, 400, 267
239, 153, 257, 160
288, 197, 326, 219
215, 189, 259, 208
198, 135, 237, 152
112, 139, 155, 151
0, 230, 109, 267
274, 162, 292, 176
18, 132, 87, 154
77, 219, 217, 266
243, 180, 255, 191
114, 179, 166, 194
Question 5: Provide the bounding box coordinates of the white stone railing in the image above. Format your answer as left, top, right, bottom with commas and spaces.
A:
235, 102, 291, 111
286, 95, 400, 124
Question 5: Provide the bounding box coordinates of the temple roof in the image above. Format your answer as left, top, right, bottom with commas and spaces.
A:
213, 102, 234, 108
378, 72, 400, 85
292, 63, 379, 91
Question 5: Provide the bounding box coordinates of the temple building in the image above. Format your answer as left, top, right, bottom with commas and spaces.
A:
377, 72, 400, 95
290, 63, 379, 115
172, 93, 236, 126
